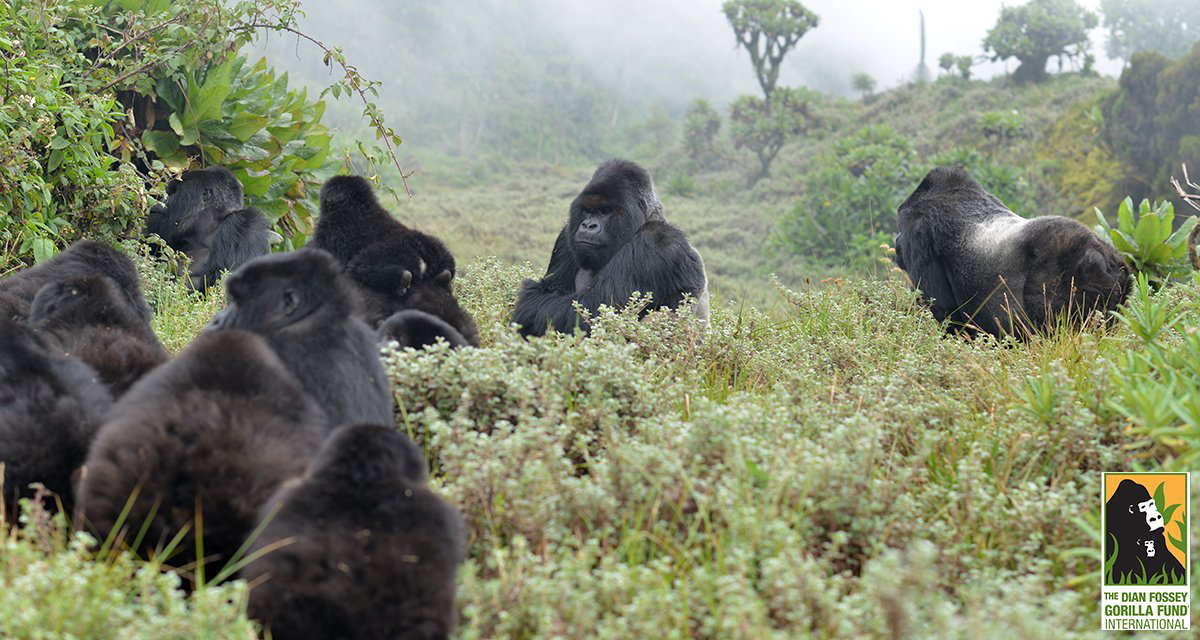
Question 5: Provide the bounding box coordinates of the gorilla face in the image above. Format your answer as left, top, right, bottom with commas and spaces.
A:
146, 167, 244, 247
31, 276, 141, 332
211, 250, 352, 335
569, 176, 651, 271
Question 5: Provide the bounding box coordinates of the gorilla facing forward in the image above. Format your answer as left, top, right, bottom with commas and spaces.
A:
894, 167, 1130, 339
513, 159, 709, 336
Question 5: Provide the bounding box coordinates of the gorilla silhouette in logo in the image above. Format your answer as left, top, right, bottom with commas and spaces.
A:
1104, 479, 1185, 584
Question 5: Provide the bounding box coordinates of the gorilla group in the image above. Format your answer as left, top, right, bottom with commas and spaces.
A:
894, 167, 1130, 339
513, 159, 709, 337
145, 166, 271, 292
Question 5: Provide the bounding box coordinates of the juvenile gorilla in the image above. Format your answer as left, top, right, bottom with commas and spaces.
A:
30, 276, 168, 397
379, 309, 471, 350
1104, 479, 1185, 584
512, 159, 709, 337
0, 240, 149, 324
894, 167, 1130, 339
209, 249, 393, 427
241, 424, 464, 640
77, 331, 327, 573
146, 166, 271, 292
313, 176, 479, 344
0, 319, 112, 516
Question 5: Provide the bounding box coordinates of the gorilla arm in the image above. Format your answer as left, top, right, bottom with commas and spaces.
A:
513, 221, 705, 336
189, 208, 271, 291
895, 224, 960, 325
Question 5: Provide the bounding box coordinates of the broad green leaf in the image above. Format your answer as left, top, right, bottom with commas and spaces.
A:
142, 130, 180, 158
229, 112, 269, 142
168, 112, 185, 137
31, 237, 56, 264
116, 0, 144, 11
49, 136, 69, 150
1111, 230, 1137, 254
234, 169, 272, 197
47, 149, 63, 173
188, 60, 233, 125
1118, 197, 1134, 231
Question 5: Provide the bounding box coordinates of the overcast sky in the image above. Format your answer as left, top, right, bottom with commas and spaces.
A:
536, 0, 1123, 101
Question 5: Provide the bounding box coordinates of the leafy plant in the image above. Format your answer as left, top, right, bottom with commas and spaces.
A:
980, 110, 1026, 143
722, 0, 819, 99
983, 0, 1098, 84
729, 87, 815, 187
1094, 197, 1198, 283
681, 100, 722, 168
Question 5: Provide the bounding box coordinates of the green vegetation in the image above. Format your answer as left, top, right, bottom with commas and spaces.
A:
983, 0, 1098, 84
1094, 198, 1199, 284
1100, 0, 1200, 61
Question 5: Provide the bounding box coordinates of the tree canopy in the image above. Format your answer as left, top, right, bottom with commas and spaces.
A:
1100, 0, 1200, 61
722, 0, 819, 99
983, 0, 1098, 84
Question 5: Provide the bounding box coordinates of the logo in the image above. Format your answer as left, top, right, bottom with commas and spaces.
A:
1102, 472, 1190, 631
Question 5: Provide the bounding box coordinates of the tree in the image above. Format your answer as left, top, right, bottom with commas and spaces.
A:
956, 55, 974, 80
682, 99, 722, 167
938, 53, 956, 75
983, 0, 1098, 84
722, 0, 819, 98
1100, 0, 1200, 62
851, 73, 876, 102
729, 88, 813, 187
913, 10, 931, 83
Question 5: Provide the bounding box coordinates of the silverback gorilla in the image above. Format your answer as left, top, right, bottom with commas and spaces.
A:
146, 166, 271, 292
313, 176, 480, 345
0, 318, 112, 516
78, 331, 326, 573
1104, 479, 1185, 584
209, 249, 393, 427
894, 167, 1130, 339
512, 159, 709, 337
30, 276, 169, 397
241, 424, 464, 640
0, 240, 148, 324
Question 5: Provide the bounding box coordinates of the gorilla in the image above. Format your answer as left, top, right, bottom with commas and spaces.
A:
0, 318, 112, 517
894, 167, 1130, 339
1104, 479, 1185, 584
313, 176, 479, 344
30, 275, 168, 397
512, 159, 709, 337
209, 249, 393, 427
0, 240, 148, 324
241, 424, 464, 640
146, 166, 271, 292
77, 330, 326, 574
379, 309, 471, 350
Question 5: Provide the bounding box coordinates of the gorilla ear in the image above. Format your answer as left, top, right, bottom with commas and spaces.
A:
398, 270, 413, 294
434, 270, 452, 288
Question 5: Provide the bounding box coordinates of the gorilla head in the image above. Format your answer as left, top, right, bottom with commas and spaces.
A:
145, 166, 271, 292
378, 309, 472, 350
1104, 479, 1185, 584
210, 249, 393, 427
569, 159, 665, 272
0, 240, 149, 324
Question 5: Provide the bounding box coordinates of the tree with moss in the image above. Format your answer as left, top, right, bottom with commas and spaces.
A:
722, 0, 819, 99
851, 73, 876, 102
983, 0, 1098, 84
683, 99, 723, 167
1100, 0, 1200, 62
730, 88, 813, 187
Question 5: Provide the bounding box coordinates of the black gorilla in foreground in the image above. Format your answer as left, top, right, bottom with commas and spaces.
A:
379, 309, 471, 350
1104, 479, 1185, 584
146, 166, 271, 292
313, 176, 479, 345
242, 424, 464, 640
0, 240, 148, 324
512, 159, 709, 337
894, 167, 1130, 339
0, 319, 112, 516
30, 276, 169, 397
77, 331, 326, 573
209, 249, 393, 427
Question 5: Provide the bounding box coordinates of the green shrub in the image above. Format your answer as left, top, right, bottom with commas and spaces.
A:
1094, 197, 1198, 283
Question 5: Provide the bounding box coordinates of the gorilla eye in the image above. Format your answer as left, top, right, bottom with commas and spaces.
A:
282, 289, 299, 315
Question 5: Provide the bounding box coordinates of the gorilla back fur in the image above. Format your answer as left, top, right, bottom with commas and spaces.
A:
313, 176, 479, 344
895, 167, 1130, 338
77, 330, 327, 573
211, 249, 393, 427
242, 424, 464, 640
31, 275, 168, 397
0, 240, 149, 324
145, 166, 271, 292
0, 318, 112, 516
512, 159, 709, 336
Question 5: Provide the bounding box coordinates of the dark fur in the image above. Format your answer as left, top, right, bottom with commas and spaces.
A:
76, 331, 326, 573
379, 309, 471, 349
30, 276, 168, 397
894, 167, 1130, 339
512, 159, 709, 336
1104, 479, 1185, 584
209, 249, 393, 427
313, 176, 478, 344
0, 240, 148, 324
0, 319, 112, 516
242, 424, 464, 640
146, 166, 271, 292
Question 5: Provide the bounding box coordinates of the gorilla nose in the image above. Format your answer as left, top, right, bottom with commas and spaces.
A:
208, 308, 232, 331
580, 219, 600, 234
